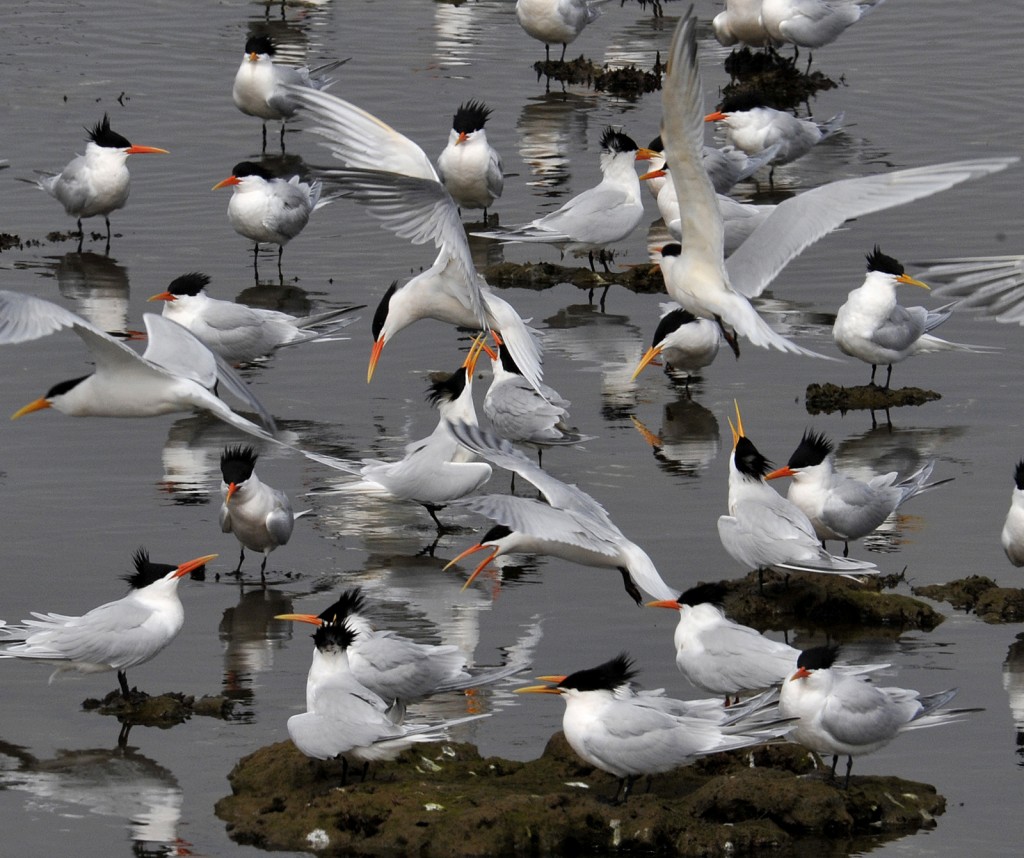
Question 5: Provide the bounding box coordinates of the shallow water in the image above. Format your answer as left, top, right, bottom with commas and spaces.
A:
0, 0, 1021, 855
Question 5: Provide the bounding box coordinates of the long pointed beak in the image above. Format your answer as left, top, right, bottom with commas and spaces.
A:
765, 466, 795, 481
443, 541, 490, 572
225, 482, 238, 503
897, 273, 930, 290
704, 111, 727, 122
126, 145, 169, 155
147, 291, 176, 303
11, 398, 51, 420
535, 674, 567, 683
635, 148, 658, 161
367, 337, 385, 383
173, 553, 218, 579
638, 168, 666, 182
631, 345, 663, 380
733, 400, 745, 440
274, 613, 324, 625
646, 599, 682, 610
456, 131, 469, 145
462, 545, 501, 590
213, 175, 241, 191
514, 685, 563, 695
727, 416, 739, 449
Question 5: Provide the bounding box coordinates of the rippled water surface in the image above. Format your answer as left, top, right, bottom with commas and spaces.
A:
0, 1, 1021, 855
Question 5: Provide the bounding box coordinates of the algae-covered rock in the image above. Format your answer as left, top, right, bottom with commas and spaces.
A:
806, 383, 941, 415
216, 735, 946, 856
82, 689, 238, 728
913, 576, 1024, 623
720, 48, 839, 111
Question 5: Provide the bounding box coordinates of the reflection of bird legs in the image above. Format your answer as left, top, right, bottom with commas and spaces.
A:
117, 720, 133, 748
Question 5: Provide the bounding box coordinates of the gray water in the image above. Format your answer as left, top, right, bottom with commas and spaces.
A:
0, 0, 1021, 855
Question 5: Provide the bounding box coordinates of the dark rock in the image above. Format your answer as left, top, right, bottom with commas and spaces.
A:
806, 383, 941, 415
913, 576, 1024, 623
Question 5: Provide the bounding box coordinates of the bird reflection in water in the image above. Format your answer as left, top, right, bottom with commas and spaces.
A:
631, 396, 721, 478
219, 588, 295, 712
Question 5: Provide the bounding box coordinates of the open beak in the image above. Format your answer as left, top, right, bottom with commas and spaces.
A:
11, 398, 51, 420
444, 542, 501, 591
173, 553, 218, 579
728, 400, 745, 449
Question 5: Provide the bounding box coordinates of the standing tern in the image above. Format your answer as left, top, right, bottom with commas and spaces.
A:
719, 404, 879, 579
765, 429, 952, 555
148, 272, 361, 365
220, 444, 307, 580
779, 645, 977, 787
712, 0, 774, 47
1001, 460, 1024, 567
436, 100, 504, 220
28, 114, 168, 251
515, 0, 608, 62
281, 86, 544, 392
832, 247, 996, 388
473, 128, 653, 271
212, 162, 326, 277
0, 290, 280, 444
443, 420, 679, 604
760, 0, 888, 52
231, 34, 347, 152
631, 302, 720, 382
516, 653, 793, 802
276, 588, 526, 705
0, 549, 215, 698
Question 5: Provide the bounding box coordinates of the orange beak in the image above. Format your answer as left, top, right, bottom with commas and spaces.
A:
11, 398, 52, 420
367, 337, 385, 383
456, 132, 469, 145
444, 542, 501, 591
704, 111, 727, 122
172, 553, 218, 579
514, 684, 563, 695
635, 148, 658, 162
274, 613, 324, 625
213, 175, 241, 191
631, 345, 663, 380
125, 145, 169, 155
225, 482, 238, 503
638, 168, 666, 182
147, 291, 177, 303
765, 466, 795, 481
791, 666, 812, 680
646, 599, 682, 610
897, 273, 930, 290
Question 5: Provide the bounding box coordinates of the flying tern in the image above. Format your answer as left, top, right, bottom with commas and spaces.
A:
148, 272, 361, 365
631, 302, 720, 382
832, 247, 995, 387
515, 0, 608, 62
28, 114, 168, 251
231, 34, 347, 152
281, 86, 544, 392
0, 549, 215, 698
0, 290, 280, 444
1002, 460, 1024, 567
436, 100, 504, 219
516, 652, 793, 801
443, 420, 679, 604
779, 645, 977, 787
765, 428, 952, 554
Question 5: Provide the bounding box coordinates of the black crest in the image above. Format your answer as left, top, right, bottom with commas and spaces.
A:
646, 134, 663, 152
220, 445, 258, 484
660, 243, 682, 259
734, 435, 772, 480
427, 367, 468, 406
87, 114, 132, 150
318, 588, 367, 625
787, 429, 833, 469
497, 346, 522, 377
600, 128, 639, 155
44, 375, 89, 400
481, 524, 513, 544
371, 281, 399, 341
244, 34, 275, 56
560, 653, 638, 692
796, 645, 840, 671
312, 619, 358, 652
677, 582, 729, 607
866, 245, 905, 276
231, 161, 274, 181
652, 307, 699, 347
124, 547, 176, 589
1014, 459, 1024, 491
166, 272, 211, 297
452, 100, 492, 134
718, 91, 770, 114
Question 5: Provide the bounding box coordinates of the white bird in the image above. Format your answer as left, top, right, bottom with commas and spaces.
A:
718, 404, 879, 580
761, 0, 887, 51
1002, 459, 1024, 567
765, 428, 952, 555
833, 247, 995, 388
515, 0, 608, 62
443, 420, 679, 604
212, 161, 326, 276
642, 137, 780, 198
516, 652, 793, 801
631, 302, 720, 382
276, 588, 525, 705
220, 444, 306, 580
231, 34, 347, 152
305, 339, 493, 530
915, 255, 1024, 325
0, 290, 280, 445
147, 272, 361, 365
0, 548, 215, 697
436, 100, 503, 219
779, 645, 976, 787
473, 128, 652, 271
281, 86, 544, 392
284, 619, 487, 783
28, 113, 168, 251
712, 0, 773, 48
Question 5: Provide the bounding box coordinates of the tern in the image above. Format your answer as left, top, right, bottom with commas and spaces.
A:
473, 128, 653, 271
28, 113, 168, 251
0, 290, 280, 444
765, 429, 952, 555
643, 135, 781, 197
443, 420, 679, 604
516, 653, 793, 802
231, 34, 347, 152
436, 100, 504, 219
719, 404, 879, 580
832, 247, 995, 388
631, 302, 720, 382
276, 588, 526, 705
281, 86, 544, 392
148, 272, 361, 365
220, 445, 307, 580
712, 0, 774, 47
515, 0, 608, 62
1001, 460, 1024, 567
761, 0, 887, 52
212, 161, 326, 276
0, 549, 215, 698
285, 619, 487, 783
779, 645, 977, 787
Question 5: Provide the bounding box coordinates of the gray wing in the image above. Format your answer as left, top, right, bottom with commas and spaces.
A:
869, 304, 928, 352
921, 255, 1024, 324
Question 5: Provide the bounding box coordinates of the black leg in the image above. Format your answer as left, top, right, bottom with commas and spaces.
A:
870, 364, 877, 385
715, 316, 740, 358
261, 122, 267, 154
259, 554, 268, 583
560, 43, 566, 62
118, 670, 130, 698
884, 364, 893, 390
234, 546, 245, 575
618, 567, 643, 606
843, 755, 853, 788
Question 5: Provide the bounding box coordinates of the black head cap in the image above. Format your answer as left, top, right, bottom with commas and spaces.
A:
646, 134, 663, 152
718, 91, 768, 113
244, 34, 275, 56
231, 161, 274, 181
677, 582, 729, 607
312, 619, 357, 652
651, 307, 699, 347
796, 645, 840, 671
124, 547, 177, 589
660, 243, 682, 259
866, 245, 905, 276
44, 375, 89, 400
371, 281, 398, 342
87, 114, 132, 150
497, 345, 522, 377
317, 588, 367, 625
559, 653, 638, 691
1014, 460, 1024, 491
482, 524, 513, 544
427, 367, 468, 406
452, 100, 492, 134
600, 128, 639, 155
787, 429, 833, 469
166, 272, 211, 297
220, 445, 258, 484
734, 435, 772, 480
